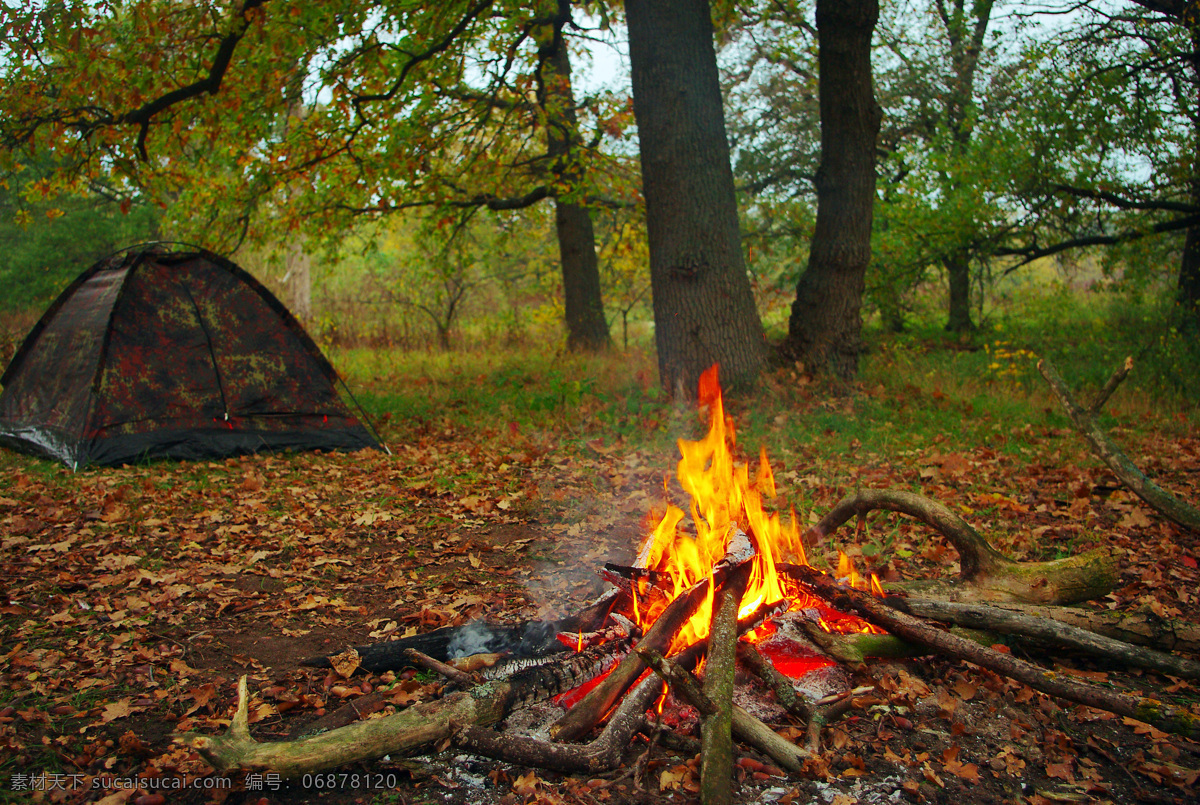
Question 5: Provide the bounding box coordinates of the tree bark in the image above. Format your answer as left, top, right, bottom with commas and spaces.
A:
780, 0, 881, 380
788, 565, 1200, 740
943, 247, 974, 332
1177, 21, 1200, 324
892, 598, 1200, 680
625, 0, 766, 397
905, 599, 1200, 655
699, 564, 749, 805
535, 1, 611, 352
806, 488, 1118, 604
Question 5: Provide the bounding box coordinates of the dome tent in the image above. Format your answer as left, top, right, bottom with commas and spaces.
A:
0, 245, 383, 468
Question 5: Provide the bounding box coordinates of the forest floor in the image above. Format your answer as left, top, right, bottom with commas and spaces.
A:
1, 364, 1199, 805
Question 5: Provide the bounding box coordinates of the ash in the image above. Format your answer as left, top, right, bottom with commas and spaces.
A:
501, 701, 567, 741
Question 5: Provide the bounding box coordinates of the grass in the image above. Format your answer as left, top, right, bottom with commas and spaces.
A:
336, 292, 1195, 467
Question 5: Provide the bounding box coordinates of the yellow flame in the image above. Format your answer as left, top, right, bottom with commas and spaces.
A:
634, 365, 884, 646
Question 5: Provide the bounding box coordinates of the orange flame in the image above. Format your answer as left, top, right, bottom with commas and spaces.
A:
634, 365, 882, 647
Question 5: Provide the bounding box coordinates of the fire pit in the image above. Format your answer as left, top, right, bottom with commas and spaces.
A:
183, 366, 1200, 798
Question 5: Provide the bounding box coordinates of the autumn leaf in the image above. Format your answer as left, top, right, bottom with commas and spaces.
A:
513, 769, 542, 795
330, 647, 362, 679
102, 698, 132, 722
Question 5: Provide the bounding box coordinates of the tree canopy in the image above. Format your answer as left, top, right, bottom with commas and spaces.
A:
2, 0, 1198, 388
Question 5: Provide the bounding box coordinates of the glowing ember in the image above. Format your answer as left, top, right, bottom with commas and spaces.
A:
634, 365, 883, 652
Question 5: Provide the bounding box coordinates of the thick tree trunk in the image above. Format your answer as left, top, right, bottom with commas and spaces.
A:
536, 1, 611, 352
1178, 24, 1200, 324
780, 0, 881, 380
625, 0, 766, 397
1180, 221, 1200, 320
944, 248, 974, 332
284, 240, 312, 322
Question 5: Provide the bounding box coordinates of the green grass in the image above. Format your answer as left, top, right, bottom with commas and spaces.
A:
312, 283, 1200, 525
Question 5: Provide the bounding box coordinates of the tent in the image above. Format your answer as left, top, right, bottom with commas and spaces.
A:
0, 245, 383, 468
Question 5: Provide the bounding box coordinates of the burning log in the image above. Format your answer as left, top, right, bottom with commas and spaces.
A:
638, 649, 811, 774
201, 362, 1197, 788
786, 564, 1200, 740
700, 563, 751, 805
550, 568, 717, 742
807, 488, 1117, 605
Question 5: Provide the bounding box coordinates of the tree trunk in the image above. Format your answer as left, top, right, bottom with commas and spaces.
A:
780, 0, 881, 380
1177, 23, 1200, 325
1180, 218, 1200, 321
536, 1, 611, 352
944, 247, 974, 332
284, 239, 312, 322
625, 0, 766, 397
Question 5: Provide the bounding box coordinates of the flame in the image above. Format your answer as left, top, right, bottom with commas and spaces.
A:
634, 365, 883, 647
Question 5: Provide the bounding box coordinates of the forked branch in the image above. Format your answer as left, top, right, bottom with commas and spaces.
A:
1039, 357, 1200, 532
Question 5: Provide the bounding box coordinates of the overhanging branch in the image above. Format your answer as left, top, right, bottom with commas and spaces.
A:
119, 0, 270, 160
996, 212, 1200, 271
1051, 183, 1200, 215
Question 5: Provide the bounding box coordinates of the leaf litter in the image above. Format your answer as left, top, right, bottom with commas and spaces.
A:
0, 386, 1197, 805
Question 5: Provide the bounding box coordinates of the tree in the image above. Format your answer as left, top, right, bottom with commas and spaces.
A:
625, 0, 767, 395
534, 0, 612, 351
993, 1, 1200, 327
0, 158, 161, 313
0, 1, 627, 350
778, 0, 881, 379
935, 0, 996, 332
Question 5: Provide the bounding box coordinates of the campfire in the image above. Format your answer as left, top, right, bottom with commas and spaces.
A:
184, 364, 1200, 800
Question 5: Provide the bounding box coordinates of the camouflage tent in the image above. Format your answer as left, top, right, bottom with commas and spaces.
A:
0, 246, 383, 468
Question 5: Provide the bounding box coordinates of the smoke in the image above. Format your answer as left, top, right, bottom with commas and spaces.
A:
446, 620, 503, 659
444, 619, 564, 659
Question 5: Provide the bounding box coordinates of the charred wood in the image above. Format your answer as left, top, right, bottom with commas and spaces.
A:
550, 569, 719, 741
186, 640, 622, 775
639, 649, 810, 774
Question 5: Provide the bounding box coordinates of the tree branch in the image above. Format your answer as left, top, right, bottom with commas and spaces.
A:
996, 213, 1200, 270
787, 565, 1200, 740
1051, 183, 1200, 215
1038, 357, 1200, 532
118, 0, 270, 160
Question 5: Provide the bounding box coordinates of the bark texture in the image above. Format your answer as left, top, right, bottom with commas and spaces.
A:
893, 599, 1200, 680
789, 566, 1200, 740
807, 488, 1117, 604
699, 564, 748, 805
535, 0, 611, 352
625, 0, 766, 396
943, 248, 973, 333
781, 0, 881, 379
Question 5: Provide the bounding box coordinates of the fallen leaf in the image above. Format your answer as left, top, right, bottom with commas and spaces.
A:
330, 647, 361, 679
102, 698, 132, 722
